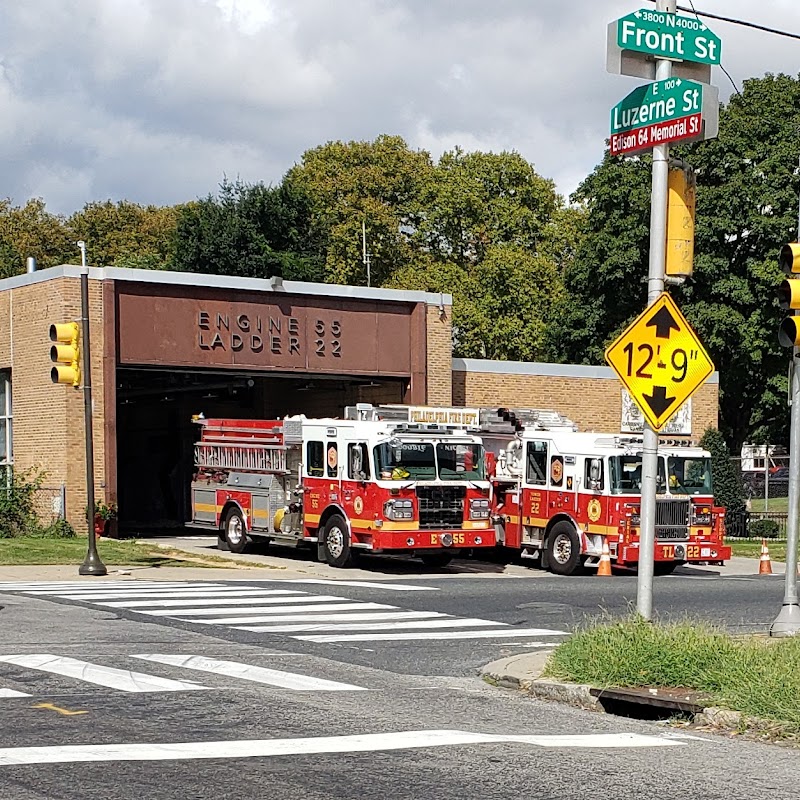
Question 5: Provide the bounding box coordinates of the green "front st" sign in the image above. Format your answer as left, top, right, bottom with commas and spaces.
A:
616, 8, 721, 66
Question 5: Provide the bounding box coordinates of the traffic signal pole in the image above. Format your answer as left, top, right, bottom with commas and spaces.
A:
637, 0, 675, 620
770, 183, 800, 636
77, 258, 107, 577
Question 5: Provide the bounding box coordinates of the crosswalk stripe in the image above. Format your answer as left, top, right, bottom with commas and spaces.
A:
10, 581, 225, 594
0, 688, 31, 698
185, 610, 443, 625
133, 655, 367, 692
57, 589, 306, 601
284, 580, 439, 592
95, 593, 348, 609
294, 628, 569, 643
0, 655, 209, 693
162, 602, 396, 618
0, 729, 684, 765
235, 618, 504, 633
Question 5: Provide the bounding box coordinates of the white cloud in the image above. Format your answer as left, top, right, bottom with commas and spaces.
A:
1, 1, 800, 214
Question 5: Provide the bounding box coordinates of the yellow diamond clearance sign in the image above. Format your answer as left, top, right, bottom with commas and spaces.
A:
605, 292, 714, 431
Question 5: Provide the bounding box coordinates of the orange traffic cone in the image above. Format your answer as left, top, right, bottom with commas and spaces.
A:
597, 539, 612, 577
759, 539, 773, 575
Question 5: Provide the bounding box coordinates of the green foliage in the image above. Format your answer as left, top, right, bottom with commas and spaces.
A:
699, 427, 746, 514
285, 135, 431, 285
0, 199, 74, 273
173, 179, 323, 281
67, 201, 181, 269
545, 616, 800, 730
0, 468, 74, 538
748, 518, 780, 539
548, 74, 800, 451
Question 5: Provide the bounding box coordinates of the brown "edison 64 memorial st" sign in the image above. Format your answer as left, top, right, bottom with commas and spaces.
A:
115, 284, 420, 377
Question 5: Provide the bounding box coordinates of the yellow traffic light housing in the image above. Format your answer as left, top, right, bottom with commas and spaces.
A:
779, 244, 800, 348
665, 163, 696, 278
50, 322, 81, 386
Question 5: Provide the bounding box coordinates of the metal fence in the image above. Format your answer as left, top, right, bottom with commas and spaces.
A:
729, 453, 790, 539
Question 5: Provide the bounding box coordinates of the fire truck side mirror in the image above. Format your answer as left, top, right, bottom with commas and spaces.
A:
589, 458, 602, 489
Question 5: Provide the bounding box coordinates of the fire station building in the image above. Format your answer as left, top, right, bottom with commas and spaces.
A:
0, 266, 719, 532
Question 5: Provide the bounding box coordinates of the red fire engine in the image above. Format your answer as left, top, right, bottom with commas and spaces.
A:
188, 405, 494, 567
485, 408, 731, 575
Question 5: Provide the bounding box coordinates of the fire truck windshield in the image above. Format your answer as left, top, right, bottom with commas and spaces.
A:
373, 440, 485, 481
666, 456, 713, 495
436, 442, 485, 481
374, 441, 436, 480
609, 456, 667, 494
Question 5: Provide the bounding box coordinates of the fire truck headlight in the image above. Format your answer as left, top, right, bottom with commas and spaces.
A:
469, 499, 490, 520
691, 505, 712, 525
625, 503, 641, 526
384, 499, 414, 521
474, 536, 482, 545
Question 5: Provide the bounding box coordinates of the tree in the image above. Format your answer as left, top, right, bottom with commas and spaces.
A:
0, 198, 74, 273
699, 427, 745, 514
173, 179, 323, 281
67, 201, 181, 269
284, 135, 433, 285
413, 148, 561, 268
549, 73, 800, 452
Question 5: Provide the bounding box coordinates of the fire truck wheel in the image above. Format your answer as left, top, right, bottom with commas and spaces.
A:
545, 522, 582, 576
322, 514, 354, 568
222, 508, 249, 554
420, 553, 453, 569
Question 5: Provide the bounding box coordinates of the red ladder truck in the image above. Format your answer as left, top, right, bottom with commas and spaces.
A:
484, 407, 731, 575
188, 405, 495, 568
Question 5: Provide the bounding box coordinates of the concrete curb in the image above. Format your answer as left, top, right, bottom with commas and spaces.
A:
481, 657, 799, 743
480, 655, 600, 711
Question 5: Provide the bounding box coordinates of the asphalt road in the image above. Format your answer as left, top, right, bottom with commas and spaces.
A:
0, 572, 796, 800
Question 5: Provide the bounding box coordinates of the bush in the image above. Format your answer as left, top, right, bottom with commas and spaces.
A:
749, 518, 781, 540
0, 468, 73, 539
0, 467, 42, 538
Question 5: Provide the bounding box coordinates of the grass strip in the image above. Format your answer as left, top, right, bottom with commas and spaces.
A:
544, 617, 800, 732
729, 540, 787, 561
0, 537, 262, 568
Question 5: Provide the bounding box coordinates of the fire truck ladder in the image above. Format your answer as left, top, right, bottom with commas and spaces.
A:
481, 408, 577, 434
193, 442, 288, 474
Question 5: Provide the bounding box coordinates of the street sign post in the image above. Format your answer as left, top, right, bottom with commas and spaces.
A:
610, 78, 718, 156
616, 8, 721, 64
605, 292, 714, 431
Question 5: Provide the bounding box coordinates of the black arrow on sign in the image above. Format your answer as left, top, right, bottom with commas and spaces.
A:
646, 305, 680, 339
643, 386, 676, 418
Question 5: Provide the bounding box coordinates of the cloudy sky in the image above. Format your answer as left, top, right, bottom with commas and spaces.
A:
2, 0, 800, 215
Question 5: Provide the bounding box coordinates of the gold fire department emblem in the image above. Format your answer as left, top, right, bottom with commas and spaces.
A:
587, 499, 602, 522
353, 496, 364, 515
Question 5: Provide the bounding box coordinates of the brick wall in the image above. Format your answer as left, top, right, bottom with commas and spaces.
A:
0, 275, 107, 532
453, 359, 718, 437
425, 302, 452, 404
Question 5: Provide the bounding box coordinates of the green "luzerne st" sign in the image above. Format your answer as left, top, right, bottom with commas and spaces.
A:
616, 8, 721, 65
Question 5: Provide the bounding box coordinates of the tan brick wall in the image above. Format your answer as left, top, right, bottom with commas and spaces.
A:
426, 303, 452, 405
453, 367, 719, 437
0, 276, 107, 532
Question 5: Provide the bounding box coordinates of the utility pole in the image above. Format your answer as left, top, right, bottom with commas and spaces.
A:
635, 0, 675, 620
770, 165, 800, 636
362, 220, 371, 288
76, 241, 106, 577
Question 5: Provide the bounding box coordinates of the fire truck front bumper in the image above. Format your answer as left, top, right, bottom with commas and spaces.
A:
371, 528, 495, 552
616, 542, 732, 565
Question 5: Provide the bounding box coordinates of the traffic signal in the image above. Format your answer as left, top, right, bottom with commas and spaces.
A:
49, 322, 81, 386
665, 163, 696, 278
778, 244, 800, 348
